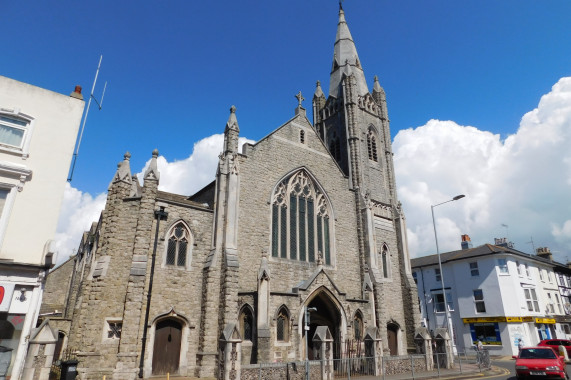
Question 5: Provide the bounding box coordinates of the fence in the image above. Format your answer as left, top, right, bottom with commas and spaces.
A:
243, 351, 492, 380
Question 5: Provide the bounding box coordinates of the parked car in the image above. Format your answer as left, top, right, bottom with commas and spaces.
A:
514, 347, 567, 379
538, 339, 571, 357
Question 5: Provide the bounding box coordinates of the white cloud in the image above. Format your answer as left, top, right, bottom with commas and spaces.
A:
54, 134, 254, 264
137, 134, 255, 195
394, 77, 571, 261
53, 183, 106, 264
55, 77, 571, 264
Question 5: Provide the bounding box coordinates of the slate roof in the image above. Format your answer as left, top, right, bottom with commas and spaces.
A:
411, 244, 563, 269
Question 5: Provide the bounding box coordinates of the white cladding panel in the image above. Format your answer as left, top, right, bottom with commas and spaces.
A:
0, 76, 84, 265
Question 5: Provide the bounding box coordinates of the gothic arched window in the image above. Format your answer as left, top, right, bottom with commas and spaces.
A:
271, 170, 332, 265
276, 307, 290, 342
165, 222, 191, 268
367, 130, 378, 162
379, 243, 390, 279
354, 311, 364, 341
239, 307, 254, 341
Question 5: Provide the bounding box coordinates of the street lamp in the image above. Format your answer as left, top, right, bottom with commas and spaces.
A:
431, 194, 465, 355
305, 306, 317, 380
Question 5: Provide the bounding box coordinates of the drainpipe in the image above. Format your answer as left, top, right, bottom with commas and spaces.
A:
420, 267, 429, 329
138, 206, 168, 378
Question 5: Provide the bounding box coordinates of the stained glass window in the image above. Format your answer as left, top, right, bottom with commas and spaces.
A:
271, 170, 332, 264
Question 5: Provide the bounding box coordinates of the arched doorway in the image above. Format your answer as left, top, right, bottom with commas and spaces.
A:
387, 323, 399, 356
152, 319, 182, 375
303, 290, 343, 359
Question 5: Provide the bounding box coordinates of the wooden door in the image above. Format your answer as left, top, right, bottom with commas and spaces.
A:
387, 328, 398, 356
152, 319, 182, 375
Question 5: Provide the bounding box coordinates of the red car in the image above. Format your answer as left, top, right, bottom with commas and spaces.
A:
538, 339, 571, 357
514, 347, 567, 379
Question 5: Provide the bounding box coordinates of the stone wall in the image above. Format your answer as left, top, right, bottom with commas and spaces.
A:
242, 362, 320, 380
41, 256, 75, 315
384, 355, 428, 375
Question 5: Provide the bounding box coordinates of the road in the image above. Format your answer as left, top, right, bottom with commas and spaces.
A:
488, 358, 571, 380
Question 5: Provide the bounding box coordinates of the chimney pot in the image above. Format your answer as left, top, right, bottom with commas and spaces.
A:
70, 85, 84, 100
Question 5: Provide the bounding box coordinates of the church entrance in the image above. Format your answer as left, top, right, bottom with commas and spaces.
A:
304, 290, 343, 359
152, 319, 182, 375
387, 323, 399, 356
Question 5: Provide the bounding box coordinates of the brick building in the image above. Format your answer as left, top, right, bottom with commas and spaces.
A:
44, 6, 420, 379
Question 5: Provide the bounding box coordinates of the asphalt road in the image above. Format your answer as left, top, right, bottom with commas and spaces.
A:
490, 359, 571, 380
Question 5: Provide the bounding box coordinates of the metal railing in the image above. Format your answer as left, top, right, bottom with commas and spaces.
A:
243, 350, 492, 380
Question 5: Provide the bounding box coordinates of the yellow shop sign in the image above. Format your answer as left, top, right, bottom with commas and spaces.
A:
535, 318, 556, 324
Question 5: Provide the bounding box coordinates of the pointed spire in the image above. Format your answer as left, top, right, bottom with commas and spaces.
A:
314, 80, 325, 99
112, 152, 132, 184
329, 6, 369, 97
224, 106, 240, 154
144, 149, 160, 182
225, 105, 239, 133
373, 75, 384, 94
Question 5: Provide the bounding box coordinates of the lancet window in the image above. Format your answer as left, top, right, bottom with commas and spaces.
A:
271, 170, 332, 265
276, 307, 290, 342
379, 243, 390, 278
367, 130, 378, 162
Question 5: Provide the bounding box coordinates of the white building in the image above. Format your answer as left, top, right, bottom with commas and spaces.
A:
0, 76, 84, 379
412, 235, 569, 357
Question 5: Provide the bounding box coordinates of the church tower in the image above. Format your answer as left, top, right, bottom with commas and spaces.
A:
313, 4, 420, 352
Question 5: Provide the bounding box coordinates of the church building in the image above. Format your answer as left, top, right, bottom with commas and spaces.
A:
44, 5, 421, 379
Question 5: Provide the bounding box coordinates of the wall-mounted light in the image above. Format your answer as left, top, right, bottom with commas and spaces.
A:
19, 288, 27, 302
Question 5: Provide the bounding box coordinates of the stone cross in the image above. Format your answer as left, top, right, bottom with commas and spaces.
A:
295, 91, 305, 107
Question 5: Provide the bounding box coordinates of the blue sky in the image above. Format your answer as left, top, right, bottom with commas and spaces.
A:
2, 1, 571, 262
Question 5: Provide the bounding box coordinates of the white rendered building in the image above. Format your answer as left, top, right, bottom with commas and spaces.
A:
412, 235, 569, 357
0, 76, 84, 379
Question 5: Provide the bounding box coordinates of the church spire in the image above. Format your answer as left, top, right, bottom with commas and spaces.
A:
329, 6, 369, 97
223, 105, 240, 155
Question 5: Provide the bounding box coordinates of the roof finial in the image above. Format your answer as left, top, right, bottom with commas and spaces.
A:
339, 0, 344, 11
295, 91, 305, 108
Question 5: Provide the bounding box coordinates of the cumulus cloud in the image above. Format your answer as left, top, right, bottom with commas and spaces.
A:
54, 134, 254, 264
53, 183, 107, 264
55, 77, 571, 264
394, 77, 571, 261
136, 134, 255, 195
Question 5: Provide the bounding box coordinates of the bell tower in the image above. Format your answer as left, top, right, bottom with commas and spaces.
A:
313, 4, 396, 205
313, 4, 420, 351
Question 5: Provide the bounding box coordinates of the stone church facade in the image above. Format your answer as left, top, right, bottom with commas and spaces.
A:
45, 6, 420, 379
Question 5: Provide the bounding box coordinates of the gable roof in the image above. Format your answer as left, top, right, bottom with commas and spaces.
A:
411, 244, 559, 269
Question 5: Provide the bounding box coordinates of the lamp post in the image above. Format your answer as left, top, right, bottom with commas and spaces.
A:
305, 306, 317, 380
431, 194, 465, 355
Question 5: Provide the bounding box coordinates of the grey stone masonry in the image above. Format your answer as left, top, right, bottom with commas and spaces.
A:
44, 6, 421, 380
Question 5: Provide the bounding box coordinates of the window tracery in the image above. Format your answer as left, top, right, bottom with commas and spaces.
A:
165, 222, 191, 267
271, 170, 332, 264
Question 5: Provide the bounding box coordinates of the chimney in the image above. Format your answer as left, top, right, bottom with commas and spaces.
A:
536, 247, 553, 262
70, 85, 83, 100
461, 234, 473, 250
494, 237, 514, 249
